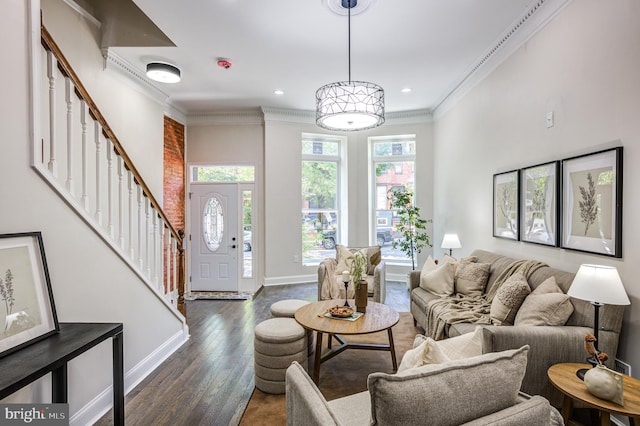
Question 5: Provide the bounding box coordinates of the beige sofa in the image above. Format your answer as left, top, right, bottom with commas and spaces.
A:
409, 249, 625, 406
286, 346, 563, 425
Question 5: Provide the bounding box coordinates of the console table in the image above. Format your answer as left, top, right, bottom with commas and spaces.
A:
0, 322, 124, 425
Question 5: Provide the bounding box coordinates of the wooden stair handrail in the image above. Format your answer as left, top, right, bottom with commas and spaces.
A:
40, 25, 182, 244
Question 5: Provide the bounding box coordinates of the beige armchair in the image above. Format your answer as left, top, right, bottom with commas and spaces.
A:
317, 254, 386, 304
286, 346, 563, 426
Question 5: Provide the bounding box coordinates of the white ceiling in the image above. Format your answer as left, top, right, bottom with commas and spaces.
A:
109, 0, 562, 115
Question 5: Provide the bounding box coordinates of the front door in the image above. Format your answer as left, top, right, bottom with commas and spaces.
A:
190, 184, 238, 291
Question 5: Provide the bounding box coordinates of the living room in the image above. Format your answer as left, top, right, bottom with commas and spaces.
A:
2, 0, 639, 424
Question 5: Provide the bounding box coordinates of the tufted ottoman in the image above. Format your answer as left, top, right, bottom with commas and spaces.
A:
254, 317, 308, 394
270, 299, 314, 355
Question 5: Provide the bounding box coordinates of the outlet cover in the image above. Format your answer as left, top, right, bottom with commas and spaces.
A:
615, 358, 631, 376
545, 111, 554, 128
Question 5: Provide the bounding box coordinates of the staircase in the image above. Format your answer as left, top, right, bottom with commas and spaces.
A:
36, 25, 186, 322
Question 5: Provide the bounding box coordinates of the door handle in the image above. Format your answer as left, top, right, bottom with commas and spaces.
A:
229, 245, 236, 249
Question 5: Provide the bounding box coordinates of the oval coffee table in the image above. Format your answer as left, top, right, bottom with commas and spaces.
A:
294, 300, 399, 384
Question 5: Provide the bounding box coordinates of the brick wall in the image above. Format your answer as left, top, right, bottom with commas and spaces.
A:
164, 116, 185, 292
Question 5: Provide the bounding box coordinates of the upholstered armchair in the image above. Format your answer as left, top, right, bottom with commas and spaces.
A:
317, 245, 386, 304
286, 346, 563, 426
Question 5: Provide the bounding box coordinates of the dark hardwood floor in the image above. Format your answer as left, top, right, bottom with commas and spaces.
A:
95, 281, 410, 425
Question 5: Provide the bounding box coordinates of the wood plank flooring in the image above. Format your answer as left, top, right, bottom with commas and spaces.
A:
94, 281, 410, 426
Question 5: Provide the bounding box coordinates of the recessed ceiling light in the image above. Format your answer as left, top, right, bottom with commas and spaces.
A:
146, 62, 181, 83
401, 87, 412, 93
274, 90, 284, 95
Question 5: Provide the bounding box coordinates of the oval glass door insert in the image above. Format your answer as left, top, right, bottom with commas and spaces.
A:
203, 197, 224, 251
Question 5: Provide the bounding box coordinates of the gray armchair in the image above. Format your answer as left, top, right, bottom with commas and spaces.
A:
317, 257, 386, 304
286, 346, 563, 426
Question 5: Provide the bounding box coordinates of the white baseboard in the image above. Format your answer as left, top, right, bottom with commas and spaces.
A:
70, 328, 190, 426
264, 274, 315, 286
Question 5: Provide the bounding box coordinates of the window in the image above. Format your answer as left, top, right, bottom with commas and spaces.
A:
191, 165, 255, 182
301, 137, 341, 266
371, 137, 416, 265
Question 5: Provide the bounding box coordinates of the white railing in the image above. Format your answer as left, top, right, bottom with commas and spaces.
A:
36, 26, 186, 319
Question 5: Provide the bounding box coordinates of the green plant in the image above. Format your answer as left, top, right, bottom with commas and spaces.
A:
346, 252, 367, 289
388, 188, 432, 270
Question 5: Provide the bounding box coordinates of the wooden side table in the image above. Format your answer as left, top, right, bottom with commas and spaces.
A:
548, 363, 640, 426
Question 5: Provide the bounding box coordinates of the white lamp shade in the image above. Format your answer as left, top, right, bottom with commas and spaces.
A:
441, 233, 462, 250
568, 264, 630, 305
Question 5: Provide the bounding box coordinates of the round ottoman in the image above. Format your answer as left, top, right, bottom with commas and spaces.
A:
270, 299, 314, 355
254, 317, 307, 394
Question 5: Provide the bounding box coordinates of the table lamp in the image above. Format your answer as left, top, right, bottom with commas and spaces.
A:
567, 264, 630, 379
441, 233, 461, 256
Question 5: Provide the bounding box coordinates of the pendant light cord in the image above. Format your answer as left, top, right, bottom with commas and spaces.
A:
348, 2, 351, 84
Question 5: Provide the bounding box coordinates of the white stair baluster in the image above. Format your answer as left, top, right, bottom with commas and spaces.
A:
65, 78, 74, 195
47, 51, 57, 175
94, 122, 102, 226
172, 236, 178, 293
80, 100, 89, 210
128, 170, 135, 260
145, 197, 151, 279
106, 140, 114, 238
165, 228, 172, 294
117, 155, 125, 249
153, 211, 159, 286
137, 185, 144, 269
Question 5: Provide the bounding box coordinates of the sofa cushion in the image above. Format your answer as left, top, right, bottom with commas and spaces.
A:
419, 262, 455, 296
366, 245, 382, 275
455, 262, 491, 296
368, 346, 529, 426
490, 271, 531, 325
335, 244, 381, 276
419, 255, 439, 281
515, 277, 574, 326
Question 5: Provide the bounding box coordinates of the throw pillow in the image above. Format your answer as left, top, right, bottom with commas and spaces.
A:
366, 245, 382, 275
490, 271, 531, 325
514, 276, 574, 326
335, 245, 368, 275
369, 346, 529, 426
419, 262, 455, 296
397, 327, 483, 373
419, 255, 439, 283
455, 262, 491, 296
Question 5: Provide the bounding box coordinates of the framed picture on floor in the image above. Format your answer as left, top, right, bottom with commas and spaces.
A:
0, 232, 59, 358
493, 170, 520, 241
561, 147, 623, 257
520, 161, 560, 246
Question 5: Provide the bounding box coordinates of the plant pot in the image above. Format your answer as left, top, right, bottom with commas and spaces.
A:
355, 281, 368, 313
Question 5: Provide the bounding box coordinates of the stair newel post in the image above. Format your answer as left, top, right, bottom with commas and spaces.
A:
177, 229, 187, 318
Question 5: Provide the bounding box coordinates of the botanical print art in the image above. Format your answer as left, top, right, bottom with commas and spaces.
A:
521, 163, 557, 245
0, 245, 44, 340
494, 171, 519, 240
569, 167, 613, 239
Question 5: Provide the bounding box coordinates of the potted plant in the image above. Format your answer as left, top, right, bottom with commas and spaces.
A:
346, 251, 368, 312
388, 187, 432, 270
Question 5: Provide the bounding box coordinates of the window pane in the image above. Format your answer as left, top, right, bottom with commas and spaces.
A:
302, 140, 339, 156
203, 197, 223, 251
373, 141, 415, 157
302, 161, 337, 209
192, 165, 255, 182
242, 190, 252, 278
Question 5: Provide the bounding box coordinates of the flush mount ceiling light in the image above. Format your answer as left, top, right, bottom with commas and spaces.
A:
316, 0, 384, 131
146, 62, 181, 83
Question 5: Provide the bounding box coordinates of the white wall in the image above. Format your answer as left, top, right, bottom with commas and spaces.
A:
433, 0, 640, 373
1, 0, 185, 421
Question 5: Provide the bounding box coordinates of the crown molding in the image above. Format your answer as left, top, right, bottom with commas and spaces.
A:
187, 109, 264, 126
433, 0, 573, 119
261, 107, 316, 124
385, 109, 432, 125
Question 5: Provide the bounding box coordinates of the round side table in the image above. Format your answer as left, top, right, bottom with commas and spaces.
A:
547, 363, 640, 426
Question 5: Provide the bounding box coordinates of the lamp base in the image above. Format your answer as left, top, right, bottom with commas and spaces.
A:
576, 356, 598, 381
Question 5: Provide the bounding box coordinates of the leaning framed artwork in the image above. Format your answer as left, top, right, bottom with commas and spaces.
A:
561, 147, 623, 257
493, 170, 520, 241
520, 161, 560, 246
0, 232, 59, 358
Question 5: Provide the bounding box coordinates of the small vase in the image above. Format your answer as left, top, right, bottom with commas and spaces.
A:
355, 281, 368, 313
584, 364, 624, 405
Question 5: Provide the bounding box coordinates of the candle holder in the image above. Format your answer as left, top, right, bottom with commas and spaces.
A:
343, 280, 351, 307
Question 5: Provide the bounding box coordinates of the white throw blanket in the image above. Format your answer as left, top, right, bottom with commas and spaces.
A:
320, 259, 355, 300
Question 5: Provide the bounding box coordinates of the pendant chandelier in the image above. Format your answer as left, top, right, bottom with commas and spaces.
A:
316, 0, 385, 131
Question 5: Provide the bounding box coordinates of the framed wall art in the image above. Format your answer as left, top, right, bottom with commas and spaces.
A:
0, 232, 59, 358
493, 170, 520, 241
520, 161, 560, 246
561, 147, 623, 257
